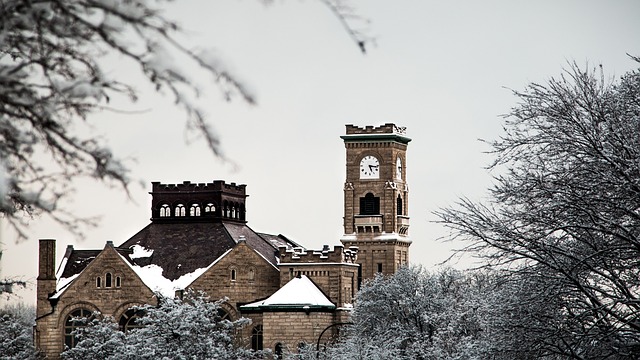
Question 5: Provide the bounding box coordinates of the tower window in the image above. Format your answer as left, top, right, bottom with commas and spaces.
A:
397, 195, 403, 215
359, 193, 380, 215
159, 204, 170, 217
190, 204, 201, 217
205, 203, 215, 213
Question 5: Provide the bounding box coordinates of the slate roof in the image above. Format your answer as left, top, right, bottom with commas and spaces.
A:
55, 221, 302, 285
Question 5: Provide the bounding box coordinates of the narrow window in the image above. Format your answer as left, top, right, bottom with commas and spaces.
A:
397, 195, 403, 215
231, 269, 237, 281
251, 325, 263, 351
105, 272, 112, 288
275, 343, 283, 360
377, 263, 383, 273
96, 277, 101, 288
248, 268, 255, 281
116, 276, 121, 288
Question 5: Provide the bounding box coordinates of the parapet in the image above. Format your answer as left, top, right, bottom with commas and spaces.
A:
278, 244, 358, 264
342, 124, 410, 144
345, 123, 407, 135
151, 180, 246, 195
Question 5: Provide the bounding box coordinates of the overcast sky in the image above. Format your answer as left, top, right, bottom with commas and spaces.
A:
3, 0, 640, 303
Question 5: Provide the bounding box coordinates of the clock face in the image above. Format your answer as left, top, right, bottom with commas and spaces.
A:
396, 157, 402, 179
360, 155, 380, 179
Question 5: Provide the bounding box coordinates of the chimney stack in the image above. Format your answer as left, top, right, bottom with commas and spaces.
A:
37, 239, 57, 318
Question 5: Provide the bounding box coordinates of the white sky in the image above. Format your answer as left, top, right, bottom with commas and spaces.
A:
2, 0, 640, 304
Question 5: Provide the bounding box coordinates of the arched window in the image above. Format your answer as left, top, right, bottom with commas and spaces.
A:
64, 309, 93, 349
248, 268, 255, 282
119, 309, 145, 332
359, 193, 380, 215
116, 276, 121, 288
239, 204, 246, 220
274, 343, 283, 359
96, 277, 101, 288
397, 195, 403, 215
105, 272, 112, 288
231, 207, 236, 219
190, 204, 201, 217
205, 203, 215, 213
217, 308, 230, 321
160, 204, 170, 217
230, 268, 237, 281
251, 325, 263, 351
175, 204, 186, 217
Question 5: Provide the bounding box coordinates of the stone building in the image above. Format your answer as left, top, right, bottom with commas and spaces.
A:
34, 123, 411, 358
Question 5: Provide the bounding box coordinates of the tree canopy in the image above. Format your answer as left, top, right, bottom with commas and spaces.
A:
436, 58, 640, 358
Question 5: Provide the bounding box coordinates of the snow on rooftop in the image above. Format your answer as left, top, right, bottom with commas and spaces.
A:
127, 263, 207, 298
129, 244, 154, 259
118, 249, 232, 298
242, 275, 335, 309
51, 273, 80, 299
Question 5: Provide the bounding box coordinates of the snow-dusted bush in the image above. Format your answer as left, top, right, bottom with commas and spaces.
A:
315, 266, 492, 360
62, 290, 259, 360
0, 303, 37, 360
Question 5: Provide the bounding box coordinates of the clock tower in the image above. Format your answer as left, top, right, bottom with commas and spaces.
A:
340, 123, 411, 281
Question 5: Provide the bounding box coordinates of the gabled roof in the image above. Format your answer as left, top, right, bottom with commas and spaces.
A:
51, 221, 302, 298
240, 275, 335, 311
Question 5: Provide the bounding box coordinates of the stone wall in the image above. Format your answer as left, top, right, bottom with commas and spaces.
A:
35, 243, 156, 359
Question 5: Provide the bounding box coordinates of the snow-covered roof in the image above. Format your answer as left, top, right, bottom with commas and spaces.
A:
240, 275, 335, 311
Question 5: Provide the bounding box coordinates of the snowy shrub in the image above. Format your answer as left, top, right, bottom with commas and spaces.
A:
62, 290, 259, 360
0, 303, 37, 360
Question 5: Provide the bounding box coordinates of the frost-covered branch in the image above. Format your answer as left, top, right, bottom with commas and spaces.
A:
0, 0, 368, 241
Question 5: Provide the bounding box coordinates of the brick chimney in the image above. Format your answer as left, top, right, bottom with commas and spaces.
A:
36, 239, 57, 317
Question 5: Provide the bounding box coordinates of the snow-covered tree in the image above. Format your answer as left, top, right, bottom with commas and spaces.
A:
436, 59, 640, 358
0, 0, 369, 240
62, 290, 259, 359
0, 303, 37, 359
316, 266, 492, 360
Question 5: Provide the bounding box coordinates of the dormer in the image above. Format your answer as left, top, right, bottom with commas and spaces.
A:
150, 180, 248, 223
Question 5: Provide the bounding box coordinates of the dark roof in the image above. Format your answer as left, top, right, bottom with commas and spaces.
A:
59, 250, 100, 279
56, 223, 301, 282
118, 222, 236, 280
